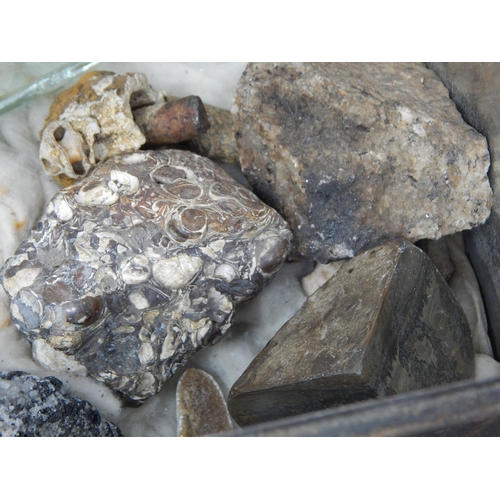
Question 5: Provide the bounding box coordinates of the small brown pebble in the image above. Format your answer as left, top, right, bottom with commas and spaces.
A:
176, 368, 233, 437
133, 95, 210, 148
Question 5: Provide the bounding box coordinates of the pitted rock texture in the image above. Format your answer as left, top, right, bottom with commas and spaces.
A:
40, 71, 161, 186
232, 62, 492, 262
0, 371, 122, 436
0, 150, 291, 404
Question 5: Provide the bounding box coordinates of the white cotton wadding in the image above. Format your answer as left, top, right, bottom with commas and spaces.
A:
474, 353, 500, 380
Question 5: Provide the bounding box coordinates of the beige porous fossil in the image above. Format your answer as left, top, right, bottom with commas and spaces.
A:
39, 71, 161, 186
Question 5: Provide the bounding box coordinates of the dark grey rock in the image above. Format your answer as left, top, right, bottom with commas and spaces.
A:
0, 370, 122, 437
416, 237, 455, 281
228, 239, 474, 427
232, 62, 492, 263
427, 63, 500, 358
0, 150, 291, 405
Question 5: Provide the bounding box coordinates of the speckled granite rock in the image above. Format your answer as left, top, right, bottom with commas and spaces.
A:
176, 368, 233, 436
232, 62, 492, 262
228, 239, 474, 427
0, 149, 291, 405
0, 370, 122, 436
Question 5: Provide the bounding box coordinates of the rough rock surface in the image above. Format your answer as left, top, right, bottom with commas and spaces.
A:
39, 71, 161, 186
232, 62, 492, 262
228, 239, 474, 427
0, 149, 291, 404
176, 368, 233, 436
0, 370, 122, 436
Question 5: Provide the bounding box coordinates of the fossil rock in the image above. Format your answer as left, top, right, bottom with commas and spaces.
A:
176, 368, 233, 436
232, 62, 492, 262
228, 239, 474, 427
0, 370, 122, 436
0, 150, 291, 404
39, 71, 161, 186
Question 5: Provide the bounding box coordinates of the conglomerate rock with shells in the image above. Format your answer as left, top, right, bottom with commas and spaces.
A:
0, 149, 291, 404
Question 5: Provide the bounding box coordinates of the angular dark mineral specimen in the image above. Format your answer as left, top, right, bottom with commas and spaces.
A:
227, 239, 474, 427
232, 62, 492, 262
0, 370, 122, 437
0, 150, 291, 404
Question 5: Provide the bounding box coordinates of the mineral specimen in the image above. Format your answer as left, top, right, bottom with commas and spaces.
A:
133, 95, 210, 148
176, 368, 233, 436
232, 62, 492, 262
228, 239, 474, 427
0, 149, 291, 404
39, 71, 161, 186
0, 370, 122, 437
428, 63, 500, 358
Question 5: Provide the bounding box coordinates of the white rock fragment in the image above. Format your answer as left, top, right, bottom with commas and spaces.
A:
32, 339, 87, 376
2, 268, 41, 296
